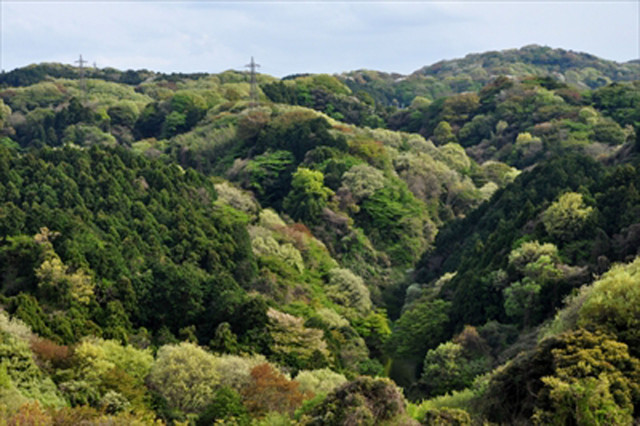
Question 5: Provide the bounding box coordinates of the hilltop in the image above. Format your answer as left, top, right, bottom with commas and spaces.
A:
341, 45, 640, 106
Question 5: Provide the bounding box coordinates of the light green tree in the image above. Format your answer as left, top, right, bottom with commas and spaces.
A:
578, 256, 640, 355
73, 338, 153, 384
34, 228, 94, 306
542, 192, 593, 241
533, 330, 640, 425
148, 342, 219, 414
283, 167, 334, 225
508, 240, 559, 273
0, 331, 66, 408
505, 241, 563, 327
433, 121, 456, 145
420, 341, 484, 397
340, 164, 385, 202
0, 99, 11, 129
294, 368, 347, 396
213, 354, 267, 391
267, 308, 330, 371
326, 268, 372, 312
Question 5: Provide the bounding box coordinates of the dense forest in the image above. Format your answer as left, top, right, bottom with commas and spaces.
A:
0, 45, 639, 424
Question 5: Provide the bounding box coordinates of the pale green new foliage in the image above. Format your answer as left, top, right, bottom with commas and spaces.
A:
479, 181, 499, 200
0, 99, 11, 129
514, 132, 543, 160
4, 81, 66, 112
35, 232, 95, 306
259, 208, 287, 229
0, 331, 66, 408
533, 87, 565, 106
406, 134, 438, 155
543, 285, 592, 338
433, 121, 456, 145
436, 143, 471, 173
222, 82, 251, 101
542, 192, 594, 241
508, 241, 559, 273
408, 387, 477, 420
295, 368, 347, 396
578, 106, 599, 125
496, 120, 508, 135
251, 411, 295, 426
366, 127, 404, 149
404, 284, 424, 306
99, 390, 131, 414
215, 182, 259, 216
481, 160, 520, 187
523, 255, 563, 283
283, 167, 334, 224
532, 330, 640, 426
148, 342, 220, 414
267, 309, 330, 367
421, 342, 468, 396
534, 376, 630, 426
91, 339, 153, 383
505, 241, 562, 326
314, 308, 349, 329
578, 256, 640, 354
0, 361, 29, 412
250, 226, 304, 273
394, 151, 454, 203
214, 354, 267, 391
171, 90, 207, 113
340, 164, 385, 202
326, 268, 372, 312
411, 96, 431, 109
73, 340, 118, 383
79, 79, 151, 107
62, 124, 117, 148
0, 311, 34, 343
70, 338, 153, 397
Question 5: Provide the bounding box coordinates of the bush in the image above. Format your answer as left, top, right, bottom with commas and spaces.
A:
422, 408, 471, 425
241, 363, 306, 417
196, 386, 249, 426
326, 268, 372, 312
577, 256, 640, 355
306, 376, 407, 426
148, 342, 219, 414
294, 369, 347, 396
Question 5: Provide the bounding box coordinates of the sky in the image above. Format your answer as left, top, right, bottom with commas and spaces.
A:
1, 1, 638, 77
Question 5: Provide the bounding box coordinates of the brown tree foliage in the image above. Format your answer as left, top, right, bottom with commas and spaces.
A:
241, 363, 306, 417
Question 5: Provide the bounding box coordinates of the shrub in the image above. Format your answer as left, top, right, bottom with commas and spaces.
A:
148, 342, 219, 414
294, 369, 347, 396
306, 376, 407, 426
241, 363, 306, 417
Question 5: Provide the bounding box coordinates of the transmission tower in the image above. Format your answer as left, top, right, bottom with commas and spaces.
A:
75, 54, 88, 102
245, 56, 260, 107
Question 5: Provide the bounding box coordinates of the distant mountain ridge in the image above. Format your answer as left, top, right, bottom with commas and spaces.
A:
415, 44, 640, 78
4, 45, 639, 103
341, 45, 640, 106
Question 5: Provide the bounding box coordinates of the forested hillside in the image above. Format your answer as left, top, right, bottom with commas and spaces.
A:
341, 45, 640, 107
0, 46, 639, 424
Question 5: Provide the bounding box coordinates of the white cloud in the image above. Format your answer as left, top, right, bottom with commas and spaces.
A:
1, 1, 637, 76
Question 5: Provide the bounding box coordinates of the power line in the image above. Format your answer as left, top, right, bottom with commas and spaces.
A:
245, 56, 260, 107
75, 54, 88, 102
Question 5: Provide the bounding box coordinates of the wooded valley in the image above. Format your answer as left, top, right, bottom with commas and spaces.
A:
0, 45, 639, 424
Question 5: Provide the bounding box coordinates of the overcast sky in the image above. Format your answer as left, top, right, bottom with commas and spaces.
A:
1, 1, 638, 77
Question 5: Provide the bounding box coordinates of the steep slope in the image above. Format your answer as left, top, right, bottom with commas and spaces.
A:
0, 51, 639, 424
